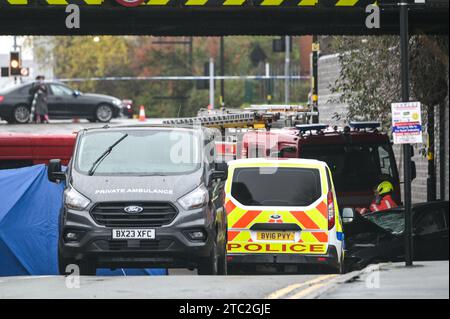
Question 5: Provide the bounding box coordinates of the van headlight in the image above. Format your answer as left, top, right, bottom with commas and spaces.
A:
177, 185, 209, 210
64, 187, 91, 210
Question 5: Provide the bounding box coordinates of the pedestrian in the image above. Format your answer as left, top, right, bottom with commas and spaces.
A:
356, 181, 398, 215
29, 75, 49, 123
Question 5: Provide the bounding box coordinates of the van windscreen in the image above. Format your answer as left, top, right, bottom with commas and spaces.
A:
231, 167, 322, 207
76, 130, 201, 175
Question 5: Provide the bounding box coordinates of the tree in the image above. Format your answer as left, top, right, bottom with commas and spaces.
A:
329, 35, 449, 130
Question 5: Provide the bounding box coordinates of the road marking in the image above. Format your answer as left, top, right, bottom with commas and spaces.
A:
265, 274, 337, 299
288, 282, 327, 299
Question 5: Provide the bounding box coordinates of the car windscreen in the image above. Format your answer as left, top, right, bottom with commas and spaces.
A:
76, 130, 201, 175
231, 167, 322, 207
300, 143, 396, 192
364, 210, 405, 235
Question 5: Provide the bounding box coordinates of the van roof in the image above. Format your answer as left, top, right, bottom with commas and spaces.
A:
81, 124, 209, 133
228, 158, 327, 167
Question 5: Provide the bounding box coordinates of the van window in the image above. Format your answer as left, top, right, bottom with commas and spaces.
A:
76, 130, 201, 175
231, 167, 322, 207
301, 143, 397, 192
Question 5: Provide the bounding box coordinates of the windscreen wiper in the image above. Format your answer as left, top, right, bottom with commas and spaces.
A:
87, 133, 128, 176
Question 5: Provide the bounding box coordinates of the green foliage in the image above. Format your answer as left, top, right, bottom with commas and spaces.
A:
32, 36, 310, 118
329, 36, 449, 131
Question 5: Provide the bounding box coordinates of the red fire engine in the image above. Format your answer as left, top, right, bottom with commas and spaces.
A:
239, 122, 409, 209
0, 133, 76, 170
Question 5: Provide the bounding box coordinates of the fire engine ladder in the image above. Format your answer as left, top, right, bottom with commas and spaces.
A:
162, 112, 274, 129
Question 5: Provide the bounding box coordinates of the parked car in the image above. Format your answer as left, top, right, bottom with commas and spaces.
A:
0, 81, 124, 123
343, 201, 449, 271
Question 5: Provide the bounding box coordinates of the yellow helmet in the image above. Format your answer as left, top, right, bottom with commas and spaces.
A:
376, 181, 394, 195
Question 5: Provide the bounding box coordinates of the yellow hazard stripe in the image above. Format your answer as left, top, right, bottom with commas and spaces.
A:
223, 0, 246, 5
146, 0, 170, 4
335, 0, 359, 6
298, 0, 319, 6
260, 0, 284, 5
7, 0, 28, 4
4, 0, 366, 5
185, 0, 208, 5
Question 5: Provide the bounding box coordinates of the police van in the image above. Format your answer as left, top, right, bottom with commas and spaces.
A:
225, 158, 344, 273
48, 125, 228, 275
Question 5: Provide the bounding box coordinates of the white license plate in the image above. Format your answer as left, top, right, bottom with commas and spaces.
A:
112, 229, 155, 240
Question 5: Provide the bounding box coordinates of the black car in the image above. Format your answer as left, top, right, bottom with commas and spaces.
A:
47, 125, 228, 275
0, 81, 124, 124
343, 201, 449, 271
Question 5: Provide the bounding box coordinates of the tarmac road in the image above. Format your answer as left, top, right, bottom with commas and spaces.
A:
0, 118, 164, 134
0, 273, 339, 299
0, 261, 448, 299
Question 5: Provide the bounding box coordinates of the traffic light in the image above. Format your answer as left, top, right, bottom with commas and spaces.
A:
9, 51, 21, 76
20, 67, 30, 77
1, 67, 9, 78
272, 37, 292, 53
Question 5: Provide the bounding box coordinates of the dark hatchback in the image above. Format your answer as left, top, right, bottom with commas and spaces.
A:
0, 81, 124, 123
344, 201, 449, 271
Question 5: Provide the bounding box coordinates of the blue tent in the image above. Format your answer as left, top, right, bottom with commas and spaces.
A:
0, 165, 167, 276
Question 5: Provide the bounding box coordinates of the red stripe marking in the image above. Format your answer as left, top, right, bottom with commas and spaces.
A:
228, 231, 240, 242
316, 201, 328, 219
232, 210, 262, 229
312, 232, 328, 243
225, 200, 237, 215
291, 211, 320, 230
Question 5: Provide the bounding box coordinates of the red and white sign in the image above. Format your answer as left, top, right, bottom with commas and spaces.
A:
115, 0, 145, 7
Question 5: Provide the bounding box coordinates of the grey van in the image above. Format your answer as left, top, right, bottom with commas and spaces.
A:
48, 125, 228, 275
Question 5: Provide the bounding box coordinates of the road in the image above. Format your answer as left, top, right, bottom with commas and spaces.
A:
0, 261, 447, 299
0, 118, 165, 134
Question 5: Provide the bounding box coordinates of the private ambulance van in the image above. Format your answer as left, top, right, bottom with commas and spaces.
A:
225, 158, 344, 273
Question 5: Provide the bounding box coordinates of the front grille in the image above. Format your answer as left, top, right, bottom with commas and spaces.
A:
91, 202, 178, 227
107, 240, 161, 251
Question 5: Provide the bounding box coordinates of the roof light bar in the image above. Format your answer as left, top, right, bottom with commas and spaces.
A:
295, 124, 329, 133
349, 121, 381, 130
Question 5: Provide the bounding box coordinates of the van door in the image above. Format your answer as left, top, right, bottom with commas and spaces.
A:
225, 165, 329, 255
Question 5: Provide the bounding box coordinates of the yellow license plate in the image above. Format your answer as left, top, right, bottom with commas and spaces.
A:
257, 231, 295, 241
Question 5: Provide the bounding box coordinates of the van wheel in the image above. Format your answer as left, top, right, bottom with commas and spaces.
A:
58, 253, 96, 276
95, 104, 113, 123
58, 252, 74, 276
13, 105, 31, 124
198, 241, 219, 275
217, 240, 228, 276
79, 261, 97, 276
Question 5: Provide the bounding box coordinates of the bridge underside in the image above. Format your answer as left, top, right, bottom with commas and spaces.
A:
0, 5, 448, 36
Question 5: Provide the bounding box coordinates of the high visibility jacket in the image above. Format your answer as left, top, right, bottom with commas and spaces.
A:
369, 194, 398, 212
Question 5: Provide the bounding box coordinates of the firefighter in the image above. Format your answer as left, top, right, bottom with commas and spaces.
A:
357, 181, 398, 215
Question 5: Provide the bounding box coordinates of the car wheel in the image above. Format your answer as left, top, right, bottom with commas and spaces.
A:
95, 104, 113, 123
198, 240, 219, 276
13, 105, 31, 124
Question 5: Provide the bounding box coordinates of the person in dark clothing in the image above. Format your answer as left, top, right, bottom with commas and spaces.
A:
29, 76, 49, 123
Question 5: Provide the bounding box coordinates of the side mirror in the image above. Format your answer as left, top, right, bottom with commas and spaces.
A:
48, 159, 65, 183
212, 162, 228, 181
411, 160, 417, 181
342, 207, 355, 224
73, 90, 81, 97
